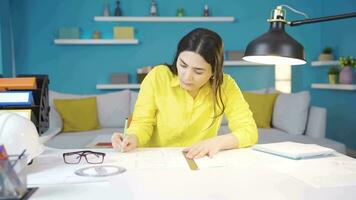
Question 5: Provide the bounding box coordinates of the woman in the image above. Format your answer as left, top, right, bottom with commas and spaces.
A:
112, 28, 258, 159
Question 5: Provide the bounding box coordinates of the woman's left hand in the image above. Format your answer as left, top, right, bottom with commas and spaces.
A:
184, 137, 223, 159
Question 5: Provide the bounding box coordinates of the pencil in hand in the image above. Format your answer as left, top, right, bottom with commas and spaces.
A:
120, 118, 128, 153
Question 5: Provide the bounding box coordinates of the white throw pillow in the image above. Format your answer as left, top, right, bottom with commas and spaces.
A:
272, 91, 310, 135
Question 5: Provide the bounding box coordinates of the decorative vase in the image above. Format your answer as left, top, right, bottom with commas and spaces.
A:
103, 3, 110, 16
114, 0, 122, 16
339, 66, 353, 84
150, 0, 157, 16
203, 5, 209, 16
328, 74, 338, 84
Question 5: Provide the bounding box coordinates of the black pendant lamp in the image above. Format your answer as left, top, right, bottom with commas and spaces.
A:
243, 6, 356, 65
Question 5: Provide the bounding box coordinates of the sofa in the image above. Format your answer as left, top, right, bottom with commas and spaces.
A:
42, 89, 346, 154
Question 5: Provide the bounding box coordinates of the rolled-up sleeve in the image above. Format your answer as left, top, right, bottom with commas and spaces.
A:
126, 68, 158, 146
223, 76, 258, 148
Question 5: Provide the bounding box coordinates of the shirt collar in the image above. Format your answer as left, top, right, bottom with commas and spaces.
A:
199, 82, 212, 97
170, 75, 180, 87
170, 75, 212, 97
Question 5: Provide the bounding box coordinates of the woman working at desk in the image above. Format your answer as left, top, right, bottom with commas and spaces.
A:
111, 28, 258, 159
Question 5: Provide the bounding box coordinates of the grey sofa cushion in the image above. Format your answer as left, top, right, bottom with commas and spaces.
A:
305, 107, 327, 138
45, 128, 120, 149
130, 91, 139, 114
267, 87, 281, 94
272, 91, 310, 135
96, 90, 130, 128
49, 90, 130, 128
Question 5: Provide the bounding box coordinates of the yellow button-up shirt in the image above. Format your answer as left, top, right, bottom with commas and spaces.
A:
127, 65, 258, 148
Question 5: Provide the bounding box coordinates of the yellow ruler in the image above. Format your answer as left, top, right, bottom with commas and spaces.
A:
182, 151, 199, 170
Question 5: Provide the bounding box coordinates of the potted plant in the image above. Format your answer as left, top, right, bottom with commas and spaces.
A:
318, 47, 334, 61
328, 66, 339, 84
339, 56, 356, 84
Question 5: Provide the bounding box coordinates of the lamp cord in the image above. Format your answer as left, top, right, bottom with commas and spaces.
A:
280, 4, 309, 19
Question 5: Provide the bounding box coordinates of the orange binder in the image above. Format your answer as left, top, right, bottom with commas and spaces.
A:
0, 77, 37, 91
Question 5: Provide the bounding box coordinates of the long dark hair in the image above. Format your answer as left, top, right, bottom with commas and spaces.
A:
169, 28, 225, 121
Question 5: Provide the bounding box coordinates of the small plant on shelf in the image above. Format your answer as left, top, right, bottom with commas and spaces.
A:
323, 47, 332, 54
318, 46, 334, 61
327, 66, 339, 84
328, 66, 340, 74
339, 56, 356, 68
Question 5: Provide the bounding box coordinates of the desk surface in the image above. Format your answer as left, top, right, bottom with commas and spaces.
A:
27, 147, 356, 200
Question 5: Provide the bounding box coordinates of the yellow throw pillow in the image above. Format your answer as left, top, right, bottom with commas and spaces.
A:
54, 97, 100, 132
242, 92, 279, 128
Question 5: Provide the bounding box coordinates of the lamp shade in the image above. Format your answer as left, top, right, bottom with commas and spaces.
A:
243, 21, 306, 65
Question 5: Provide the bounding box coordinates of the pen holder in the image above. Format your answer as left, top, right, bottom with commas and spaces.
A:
0, 155, 27, 199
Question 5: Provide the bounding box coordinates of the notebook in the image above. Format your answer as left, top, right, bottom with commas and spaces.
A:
252, 142, 336, 160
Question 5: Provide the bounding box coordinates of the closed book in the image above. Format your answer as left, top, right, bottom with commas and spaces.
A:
58, 27, 81, 39
113, 26, 134, 39
0, 91, 33, 106
252, 142, 335, 160
226, 50, 244, 61
110, 73, 129, 84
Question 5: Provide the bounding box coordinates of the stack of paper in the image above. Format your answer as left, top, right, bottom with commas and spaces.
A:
252, 142, 336, 160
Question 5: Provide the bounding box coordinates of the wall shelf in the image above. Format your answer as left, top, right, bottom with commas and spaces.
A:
311, 83, 356, 90
96, 84, 140, 89
223, 60, 273, 66
94, 16, 235, 23
54, 39, 139, 45
311, 60, 339, 67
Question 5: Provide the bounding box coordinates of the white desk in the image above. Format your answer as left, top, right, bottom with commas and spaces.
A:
27, 147, 356, 200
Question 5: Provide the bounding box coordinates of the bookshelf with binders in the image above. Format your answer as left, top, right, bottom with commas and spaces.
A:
0, 75, 50, 135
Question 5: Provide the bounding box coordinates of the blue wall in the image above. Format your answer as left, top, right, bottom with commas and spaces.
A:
0, 0, 13, 77
0, 0, 6, 75
0, 1, 3, 75
3, 0, 356, 149
0, 24, 2, 75
310, 0, 356, 149
9, 0, 320, 94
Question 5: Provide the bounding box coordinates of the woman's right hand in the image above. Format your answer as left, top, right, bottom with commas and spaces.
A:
111, 132, 138, 152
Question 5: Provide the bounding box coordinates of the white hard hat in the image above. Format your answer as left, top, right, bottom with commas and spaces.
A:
0, 112, 44, 163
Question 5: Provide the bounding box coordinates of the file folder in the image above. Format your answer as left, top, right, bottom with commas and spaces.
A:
0, 77, 37, 91
0, 109, 32, 120
0, 91, 33, 106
